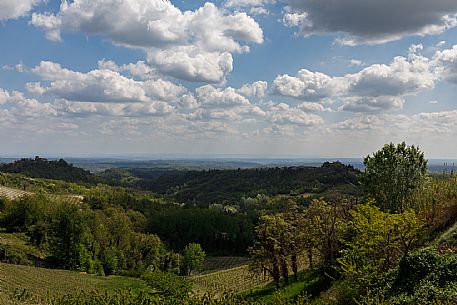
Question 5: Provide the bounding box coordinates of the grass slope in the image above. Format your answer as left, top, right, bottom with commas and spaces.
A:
0, 263, 149, 305
244, 269, 331, 304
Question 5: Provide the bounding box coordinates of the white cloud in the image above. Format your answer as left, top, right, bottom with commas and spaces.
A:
225, 0, 275, 15
0, 0, 41, 21
272, 47, 438, 113
349, 59, 364, 67
272, 69, 345, 100
28, 61, 186, 103
146, 47, 233, 83
339, 96, 405, 113
264, 101, 324, 126
237, 81, 268, 97
31, 0, 263, 83
53, 99, 174, 117
297, 102, 331, 112
433, 45, 457, 83
0, 89, 56, 118
98, 60, 155, 80
195, 85, 251, 108
347, 55, 436, 97
284, 0, 457, 45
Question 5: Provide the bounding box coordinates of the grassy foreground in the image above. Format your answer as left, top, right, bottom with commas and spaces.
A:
0, 263, 149, 304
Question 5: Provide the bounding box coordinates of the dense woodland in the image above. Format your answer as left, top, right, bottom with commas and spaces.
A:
0, 143, 456, 304
100, 161, 359, 206
0, 157, 98, 184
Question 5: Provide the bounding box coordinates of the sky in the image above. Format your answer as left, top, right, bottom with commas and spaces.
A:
2, 0, 457, 158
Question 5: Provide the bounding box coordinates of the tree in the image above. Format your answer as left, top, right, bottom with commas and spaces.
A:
249, 213, 294, 288
338, 203, 423, 289
48, 204, 85, 270
182, 243, 205, 276
362, 142, 428, 212
249, 215, 283, 288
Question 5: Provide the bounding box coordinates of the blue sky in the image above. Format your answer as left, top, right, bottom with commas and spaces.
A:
2, 0, 457, 158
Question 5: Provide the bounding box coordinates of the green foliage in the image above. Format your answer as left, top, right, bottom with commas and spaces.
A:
149, 207, 255, 254
364, 247, 457, 305
102, 246, 119, 275
182, 243, 206, 275
0, 244, 31, 265
142, 270, 192, 297
362, 142, 428, 212
48, 203, 85, 270
249, 213, 292, 288
110, 162, 359, 207
0, 157, 98, 184
249, 200, 347, 288
338, 204, 424, 289
39, 289, 314, 305
0, 194, 48, 232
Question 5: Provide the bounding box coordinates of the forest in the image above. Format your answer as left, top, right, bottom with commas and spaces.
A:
0, 142, 456, 304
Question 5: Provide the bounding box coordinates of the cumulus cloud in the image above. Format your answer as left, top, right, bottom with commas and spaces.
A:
0, 0, 41, 21
272, 69, 345, 100
346, 55, 436, 97
0, 88, 57, 127
273, 46, 438, 113
98, 60, 155, 80
433, 45, 457, 83
284, 0, 457, 45
297, 102, 332, 112
28, 61, 186, 103
146, 47, 233, 83
225, 0, 275, 15
31, 0, 263, 83
339, 96, 405, 113
264, 101, 324, 126
195, 85, 251, 108
237, 81, 268, 97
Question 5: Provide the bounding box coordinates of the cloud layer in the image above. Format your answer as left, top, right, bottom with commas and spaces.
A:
284, 0, 457, 45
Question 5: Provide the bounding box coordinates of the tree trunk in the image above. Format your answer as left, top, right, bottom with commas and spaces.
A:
291, 253, 298, 281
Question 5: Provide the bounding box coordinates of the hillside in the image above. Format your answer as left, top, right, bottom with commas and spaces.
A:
0, 157, 98, 184
100, 161, 360, 206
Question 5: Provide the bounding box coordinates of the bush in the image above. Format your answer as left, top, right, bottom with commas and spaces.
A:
142, 270, 192, 297
0, 245, 31, 265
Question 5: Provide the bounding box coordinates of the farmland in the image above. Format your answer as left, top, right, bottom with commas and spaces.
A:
0, 186, 31, 200
190, 265, 269, 296
0, 185, 83, 205
200, 256, 249, 273
0, 263, 149, 305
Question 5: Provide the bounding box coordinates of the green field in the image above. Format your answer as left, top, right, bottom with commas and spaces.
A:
0, 185, 83, 205
0, 263, 149, 305
190, 265, 270, 296
200, 256, 249, 273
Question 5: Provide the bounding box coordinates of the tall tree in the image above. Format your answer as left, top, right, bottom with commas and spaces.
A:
182, 243, 205, 276
48, 204, 85, 270
362, 142, 428, 212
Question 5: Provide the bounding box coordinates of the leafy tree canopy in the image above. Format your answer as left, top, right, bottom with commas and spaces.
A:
362, 142, 428, 212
